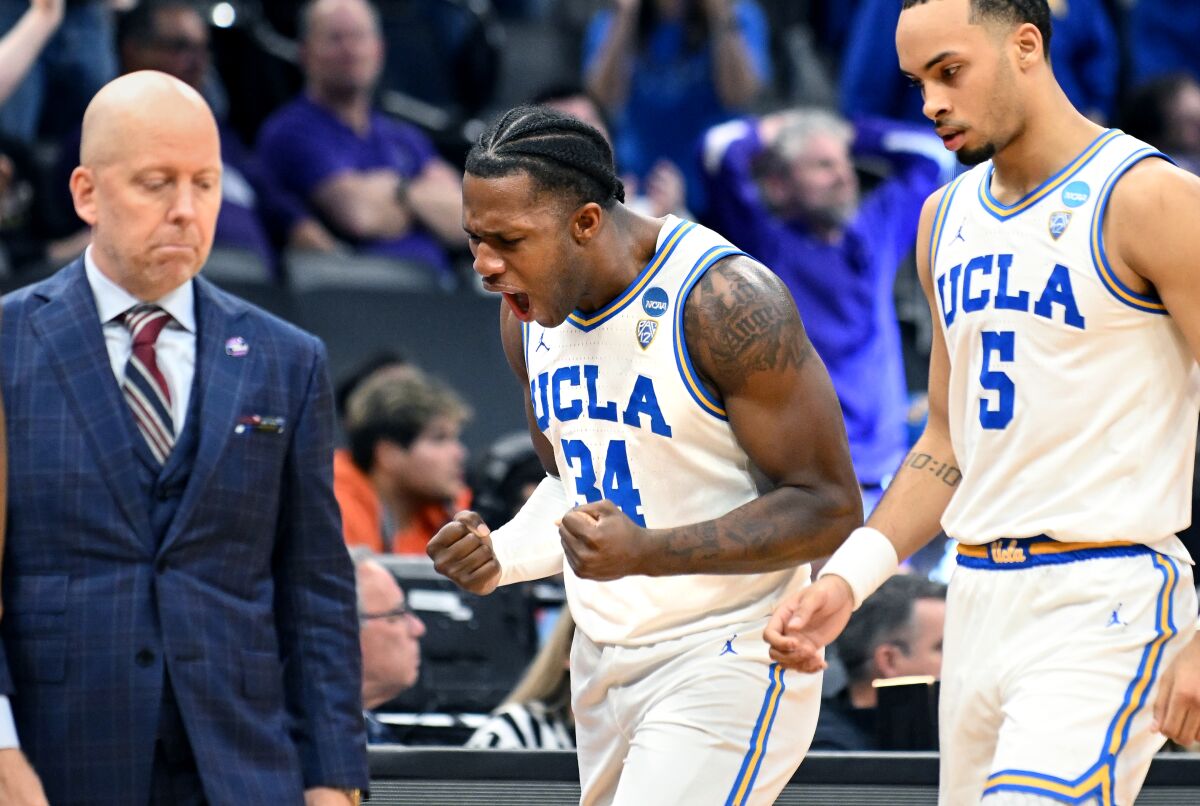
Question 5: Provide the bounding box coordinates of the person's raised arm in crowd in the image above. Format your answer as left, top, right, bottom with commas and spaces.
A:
0, 0, 62, 105
702, 0, 762, 109
585, 0, 765, 114
582, 0, 640, 114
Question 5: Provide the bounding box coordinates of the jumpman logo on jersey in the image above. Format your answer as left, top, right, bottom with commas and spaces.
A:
536, 332, 549, 352
953, 220, 966, 243
1107, 604, 1128, 628
720, 635, 738, 656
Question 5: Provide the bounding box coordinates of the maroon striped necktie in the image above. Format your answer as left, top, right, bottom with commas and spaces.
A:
121, 304, 175, 464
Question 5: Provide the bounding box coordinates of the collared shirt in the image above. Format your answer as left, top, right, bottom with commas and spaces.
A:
0, 251, 201, 749
84, 246, 197, 433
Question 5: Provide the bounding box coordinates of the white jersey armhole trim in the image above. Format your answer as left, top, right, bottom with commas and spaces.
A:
929, 173, 970, 278
1088, 148, 1172, 315
673, 246, 749, 421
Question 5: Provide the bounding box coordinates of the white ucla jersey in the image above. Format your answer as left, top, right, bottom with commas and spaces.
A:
524, 215, 808, 645
930, 130, 1199, 558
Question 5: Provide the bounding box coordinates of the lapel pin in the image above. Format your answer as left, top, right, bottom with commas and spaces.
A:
225, 336, 249, 357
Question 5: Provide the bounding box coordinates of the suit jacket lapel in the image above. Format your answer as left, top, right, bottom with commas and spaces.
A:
164, 277, 249, 548
29, 262, 153, 544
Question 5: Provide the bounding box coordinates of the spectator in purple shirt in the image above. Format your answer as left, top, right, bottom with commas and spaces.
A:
256, 0, 464, 280
701, 110, 952, 510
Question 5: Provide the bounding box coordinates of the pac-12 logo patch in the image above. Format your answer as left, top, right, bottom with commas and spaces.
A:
642, 287, 669, 317
636, 319, 658, 349
1061, 181, 1090, 208
1048, 210, 1072, 239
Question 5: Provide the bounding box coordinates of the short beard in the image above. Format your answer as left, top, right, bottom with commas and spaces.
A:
957, 141, 997, 166
790, 199, 856, 232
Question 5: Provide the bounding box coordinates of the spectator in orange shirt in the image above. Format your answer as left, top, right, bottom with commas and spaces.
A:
337, 364, 472, 554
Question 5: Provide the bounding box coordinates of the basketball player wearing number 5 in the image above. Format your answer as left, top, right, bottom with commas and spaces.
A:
767, 2, 1200, 804
427, 105, 861, 804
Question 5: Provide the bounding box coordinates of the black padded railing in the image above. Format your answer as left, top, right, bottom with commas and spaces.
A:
366, 748, 1200, 805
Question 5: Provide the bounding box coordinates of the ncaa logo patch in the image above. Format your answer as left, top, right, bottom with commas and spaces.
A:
1061, 180, 1090, 208
642, 287, 669, 317
1048, 210, 1072, 240
636, 319, 658, 350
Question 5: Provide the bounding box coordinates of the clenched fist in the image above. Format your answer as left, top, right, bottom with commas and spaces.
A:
427, 511, 502, 595
559, 500, 650, 581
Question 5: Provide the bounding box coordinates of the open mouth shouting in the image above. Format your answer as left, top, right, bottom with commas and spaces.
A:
500, 290, 534, 323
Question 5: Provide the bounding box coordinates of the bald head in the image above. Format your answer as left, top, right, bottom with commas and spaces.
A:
71, 70, 223, 302
354, 554, 425, 705
81, 71, 218, 169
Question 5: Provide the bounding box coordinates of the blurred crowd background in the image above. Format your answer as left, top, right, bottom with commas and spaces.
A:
2, 0, 1199, 753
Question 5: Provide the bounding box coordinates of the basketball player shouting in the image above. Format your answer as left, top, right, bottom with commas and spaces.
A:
428, 105, 861, 804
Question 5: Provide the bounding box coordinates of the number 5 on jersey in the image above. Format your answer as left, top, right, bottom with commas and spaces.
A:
560, 438, 647, 526
979, 330, 1015, 429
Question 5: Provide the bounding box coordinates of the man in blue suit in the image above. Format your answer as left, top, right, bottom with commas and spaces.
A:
0, 71, 367, 804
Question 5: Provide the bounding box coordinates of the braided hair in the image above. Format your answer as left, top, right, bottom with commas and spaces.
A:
466, 105, 626, 210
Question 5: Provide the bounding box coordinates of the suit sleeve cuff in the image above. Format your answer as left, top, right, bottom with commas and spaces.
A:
0, 697, 19, 748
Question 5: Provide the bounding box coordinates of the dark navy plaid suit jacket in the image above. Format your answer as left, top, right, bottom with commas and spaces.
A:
0, 259, 368, 803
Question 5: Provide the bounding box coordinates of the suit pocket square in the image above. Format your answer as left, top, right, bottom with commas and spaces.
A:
234, 415, 286, 435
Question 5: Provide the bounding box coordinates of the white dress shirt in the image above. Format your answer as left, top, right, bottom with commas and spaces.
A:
85, 247, 197, 433
0, 249, 198, 749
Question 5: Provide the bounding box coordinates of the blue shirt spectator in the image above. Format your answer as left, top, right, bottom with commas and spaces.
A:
583, 0, 772, 215
702, 112, 951, 498
256, 96, 451, 275
840, 0, 1117, 123
1129, 0, 1200, 85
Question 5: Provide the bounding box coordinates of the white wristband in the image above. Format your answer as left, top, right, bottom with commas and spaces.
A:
492, 474, 568, 586
817, 526, 900, 610
0, 696, 18, 748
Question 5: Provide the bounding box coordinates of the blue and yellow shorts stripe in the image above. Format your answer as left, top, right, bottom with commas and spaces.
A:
981, 552, 1181, 805
957, 536, 1151, 570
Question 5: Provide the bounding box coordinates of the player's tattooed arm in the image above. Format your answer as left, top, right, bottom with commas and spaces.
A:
631, 255, 861, 576
683, 255, 814, 396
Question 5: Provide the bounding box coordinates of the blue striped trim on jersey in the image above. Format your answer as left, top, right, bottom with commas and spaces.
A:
673, 246, 748, 421
956, 536, 1152, 570
982, 553, 1180, 805
725, 663, 786, 806
1089, 147, 1172, 315
566, 220, 694, 331
928, 173, 970, 275
976, 129, 1122, 222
